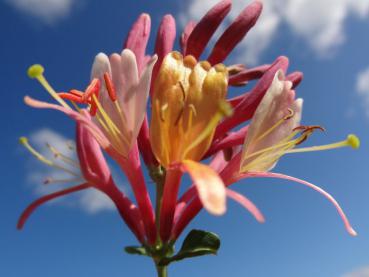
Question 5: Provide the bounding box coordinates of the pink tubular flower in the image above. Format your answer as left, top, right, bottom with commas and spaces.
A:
24, 48, 158, 244
19, 0, 360, 275
172, 70, 359, 240
18, 116, 145, 243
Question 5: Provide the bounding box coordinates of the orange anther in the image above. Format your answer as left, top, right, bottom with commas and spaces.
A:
103, 73, 117, 102
58, 92, 84, 103
89, 87, 100, 116
69, 89, 84, 97
83, 78, 101, 102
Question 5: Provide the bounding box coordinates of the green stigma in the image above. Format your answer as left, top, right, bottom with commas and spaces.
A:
19, 136, 28, 145
347, 134, 360, 149
27, 64, 44, 79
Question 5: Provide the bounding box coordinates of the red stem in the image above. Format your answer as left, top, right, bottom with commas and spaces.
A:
159, 167, 183, 242
118, 144, 157, 245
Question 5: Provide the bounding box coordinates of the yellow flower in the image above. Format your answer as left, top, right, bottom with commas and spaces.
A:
150, 51, 231, 168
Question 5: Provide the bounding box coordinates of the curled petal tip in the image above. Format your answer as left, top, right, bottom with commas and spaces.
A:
208, 204, 226, 216
349, 227, 358, 237
95, 52, 109, 61
140, 13, 150, 19
122, 48, 135, 58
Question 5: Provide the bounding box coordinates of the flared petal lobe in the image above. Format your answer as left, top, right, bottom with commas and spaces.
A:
182, 160, 226, 215
90, 49, 157, 158
240, 70, 303, 172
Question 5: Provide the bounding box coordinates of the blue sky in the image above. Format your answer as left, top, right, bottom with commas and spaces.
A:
1, 0, 369, 276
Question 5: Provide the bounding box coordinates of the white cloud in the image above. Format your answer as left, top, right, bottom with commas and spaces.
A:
356, 67, 369, 117
179, 0, 369, 64
343, 266, 369, 277
80, 189, 115, 214
5, 0, 77, 24
23, 128, 115, 214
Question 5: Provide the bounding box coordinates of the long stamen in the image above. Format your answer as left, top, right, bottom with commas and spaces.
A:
19, 137, 80, 177
255, 109, 294, 143
27, 64, 71, 109
19, 137, 53, 166
242, 129, 301, 164
182, 100, 232, 158
44, 177, 83, 185
46, 143, 80, 167
242, 125, 324, 166
92, 94, 121, 135
286, 134, 360, 154
92, 95, 131, 154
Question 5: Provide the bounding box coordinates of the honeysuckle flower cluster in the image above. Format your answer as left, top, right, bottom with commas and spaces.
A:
19, 0, 360, 276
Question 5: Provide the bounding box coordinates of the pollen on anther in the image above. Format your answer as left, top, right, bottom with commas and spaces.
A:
103, 73, 117, 102
27, 64, 44, 79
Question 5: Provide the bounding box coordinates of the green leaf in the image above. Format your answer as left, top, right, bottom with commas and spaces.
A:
159, 229, 220, 266
124, 246, 149, 256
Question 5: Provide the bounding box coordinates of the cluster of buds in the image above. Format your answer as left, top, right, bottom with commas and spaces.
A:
19, 0, 359, 273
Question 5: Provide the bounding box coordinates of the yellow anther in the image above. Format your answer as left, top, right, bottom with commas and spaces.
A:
20, 136, 80, 177
27, 64, 44, 79
347, 134, 360, 149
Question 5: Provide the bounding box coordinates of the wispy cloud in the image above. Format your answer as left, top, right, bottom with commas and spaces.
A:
23, 128, 115, 214
356, 67, 369, 117
179, 0, 369, 64
5, 0, 78, 24
343, 266, 369, 277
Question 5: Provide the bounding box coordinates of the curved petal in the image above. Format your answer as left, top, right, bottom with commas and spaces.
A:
131, 55, 157, 143
240, 71, 303, 172
238, 171, 357, 236
226, 188, 265, 223
24, 96, 110, 149
17, 183, 90, 229
182, 160, 226, 215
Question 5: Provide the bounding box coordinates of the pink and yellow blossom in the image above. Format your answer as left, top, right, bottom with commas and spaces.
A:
18, 0, 361, 275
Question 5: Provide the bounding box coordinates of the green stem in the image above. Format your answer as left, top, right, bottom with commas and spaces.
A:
155, 264, 168, 277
